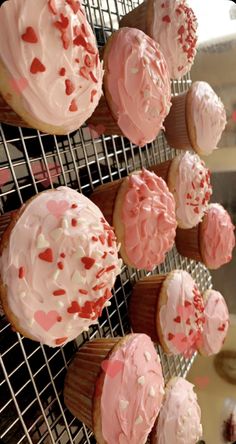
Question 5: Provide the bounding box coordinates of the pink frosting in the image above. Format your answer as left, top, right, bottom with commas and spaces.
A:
190, 82, 227, 155
171, 152, 212, 229
200, 289, 229, 356
105, 27, 171, 146
0, 187, 121, 347
0, 0, 103, 132
121, 169, 176, 271
153, 377, 202, 444
150, 0, 198, 79
159, 270, 205, 355
201, 203, 235, 269
100, 334, 164, 444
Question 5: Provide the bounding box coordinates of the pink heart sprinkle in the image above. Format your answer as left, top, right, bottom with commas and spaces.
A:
46, 200, 69, 218
101, 359, 124, 378
34, 310, 58, 331
194, 375, 210, 390
0, 168, 11, 187
88, 123, 106, 138
32, 161, 61, 188
10, 77, 28, 94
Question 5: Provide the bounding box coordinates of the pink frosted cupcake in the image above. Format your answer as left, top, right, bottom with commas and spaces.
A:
151, 377, 202, 444
164, 81, 227, 155
199, 289, 229, 356
176, 203, 235, 269
120, 0, 198, 79
64, 334, 165, 443
88, 27, 171, 146
0, 0, 103, 134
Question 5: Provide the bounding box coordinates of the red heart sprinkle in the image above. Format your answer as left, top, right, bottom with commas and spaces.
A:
69, 99, 78, 112
55, 337, 68, 345
53, 289, 66, 296
67, 300, 81, 314
79, 66, 89, 80
66, 0, 80, 14
21, 26, 38, 44
73, 34, 87, 48
65, 79, 75, 95
186, 318, 191, 325
178, 25, 185, 35
218, 324, 225, 332
81, 23, 90, 37
81, 256, 95, 270
59, 67, 66, 76
30, 57, 46, 74
162, 15, 171, 23
185, 301, 192, 307
174, 316, 181, 323
18, 266, 25, 279
168, 333, 174, 340
38, 248, 53, 263
57, 262, 64, 270
60, 253, 66, 258
84, 54, 94, 68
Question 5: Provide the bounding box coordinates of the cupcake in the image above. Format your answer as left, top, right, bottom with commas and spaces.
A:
119, 0, 198, 80
151, 377, 202, 444
0, 0, 103, 134
130, 270, 205, 356
176, 203, 235, 269
164, 81, 227, 155
151, 151, 212, 229
0, 187, 121, 347
87, 27, 171, 146
91, 168, 177, 271
64, 333, 165, 443
198, 289, 229, 357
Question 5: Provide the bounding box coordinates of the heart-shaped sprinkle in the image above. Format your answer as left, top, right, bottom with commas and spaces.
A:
135, 415, 143, 425
119, 399, 129, 410
81, 256, 95, 270
168, 333, 175, 341
101, 359, 124, 378
55, 336, 68, 345
174, 316, 181, 323
38, 248, 53, 263
57, 261, 64, 270
34, 310, 58, 331
67, 300, 80, 314
162, 14, 171, 23
30, 57, 46, 74
37, 233, 50, 249
21, 26, 38, 43
66, 0, 80, 14
47, 200, 69, 218
149, 386, 156, 397
69, 99, 78, 112
65, 79, 75, 95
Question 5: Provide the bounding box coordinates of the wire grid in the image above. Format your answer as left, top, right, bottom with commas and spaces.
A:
0, 0, 212, 443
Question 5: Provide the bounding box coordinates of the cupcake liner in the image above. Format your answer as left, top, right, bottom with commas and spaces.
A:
149, 160, 172, 182
119, 2, 147, 31
164, 92, 192, 149
64, 338, 120, 428
0, 93, 30, 128
175, 226, 203, 262
86, 95, 123, 136
129, 275, 167, 342
90, 178, 123, 225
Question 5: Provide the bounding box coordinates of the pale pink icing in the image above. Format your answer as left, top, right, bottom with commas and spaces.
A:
105, 27, 171, 146
150, 0, 198, 79
0, 187, 121, 347
190, 82, 227, 155
121, 169, 176, 271
171, 151, 212, 229
153, 377, 202, 444
200, 289, 229, 356
100, 334, 164, 444
159, 270, 205, 355
0, 0, 103, 132
201, 204, 235, 269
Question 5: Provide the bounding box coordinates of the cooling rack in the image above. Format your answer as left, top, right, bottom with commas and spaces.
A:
0, 0, 212, 443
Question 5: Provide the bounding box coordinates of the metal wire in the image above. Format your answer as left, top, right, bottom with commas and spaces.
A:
0, 0, 211, 443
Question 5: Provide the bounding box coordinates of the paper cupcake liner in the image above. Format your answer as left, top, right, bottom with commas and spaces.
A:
86, 95, 123, 136
149, 160, 172, 182
164, 92, 192, 149
129, 275, 167, 342
64, 338, 120, 428
119, 2, 147, 31
0, 93, 30, 128
90, 179, 123, 225
175, 226, 203, 262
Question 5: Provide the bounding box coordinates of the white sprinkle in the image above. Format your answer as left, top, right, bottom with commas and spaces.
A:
20, 291, 26, 298
36, 233, 49, 249
90, 224, 100, 231
143, 89, 151, 99
156, 355, 161, 363
29, 318, 35, 326
72, 270, 84, 286
51, 228, 63, 241
143, 56, 149, 65
119, 399, 129, 410
53, 269, 60, 281
57, 301, 65, 307
73, 314, 78, 320
138, 376, 145, 386
78, 297, 82, 305
117, 243, 121, 252
159, 385, 165, 395
79, 218, 87, 224
149, 386, 156, 397
131, 67, 139, 74
62, 218, 69, 230
144, 351, 151, 362
135, 415, 143, 425
75, 246, 86, 258
118, 258, 123, 269
144, 100, 150, 113
104, 301, 111, 307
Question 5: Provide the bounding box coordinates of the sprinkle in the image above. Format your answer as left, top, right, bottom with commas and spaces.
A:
90, 89, 97, 103
66, 0, 80, 14
55, 337, 68, 345
79, 289, 88, 295
119, 399, 129, 410
106, 265, 116, 272
21, 26, 38, 44
59, 67, 66, 76
37, 233, 50, 249
168, 333, 174, 340
149, 386, 155, 397
73, 34, 87, 48
53, 289, 66, 296
104, 288, 112, 300
135, 415, 143, 425
93, 283, 106, 291
72, 270, 85, 285
71, 218, 77, 227
60, 252, 66, 258
69, 99, 78, 112
99, 234, 105, 245
51, 228, 63, 241
71, 203, 77, 209
79, 66, 89, 80
48, 0, 57, 14
57, 316, 62, 322
162, 15, 171, 23
102, 252, 107, 259
53, 269, 60, 281
92, 236, 98, 241
62, 218, 69, 229
75, 58, 80, 63
81, 256, 95, 270
174, 316, 181, 323
57, 261, 64, 270
84, 54, 94, 68
20, 291, 26, 298
131, 67, 139, 74
30, 57, 46, 74
38, 248, 53, 263
185, 300, 192, 307
65, 79, 75, 95
107, 232, 114, 247
96, 268, 106, 279
194, 207, 199, 214
104, 301, 111, 307
67, 300, 80, 314
160, 386, 165, 395
144, 351, 151, 362
89, 71, 98, 83
18, 266, 25, 279
138, 376, 145, 386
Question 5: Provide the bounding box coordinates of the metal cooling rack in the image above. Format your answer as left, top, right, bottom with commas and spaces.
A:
0, 0, 212, 443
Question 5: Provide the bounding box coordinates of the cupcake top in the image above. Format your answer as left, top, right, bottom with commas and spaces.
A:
152, 377, 202, 444
104, 27, 171, 146
117, 169, 177, 271
189, 82, 227, 155
0, 187, 121, 347
200, 203, 235, 269
148, 0, 198, 79
100, 334, 164, 444
200, 289, 229, 356
168, 151, 212, 229
158, 270, 205, 355
0, 0, 103, 133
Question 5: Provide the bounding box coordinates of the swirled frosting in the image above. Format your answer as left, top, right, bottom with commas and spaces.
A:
190, 82, 227, 155
0, 187, 121, 347
169, 151, 212, 229
200, 289, 229, 356
159, 270, 205, 355
100, 334, 164, 444
153, 377, 202, 444
0, 0, 103, 132
120, 169, 176, 271
104, 27, 171, 146
149, 0, 198, 79
200, 204, 235, 269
